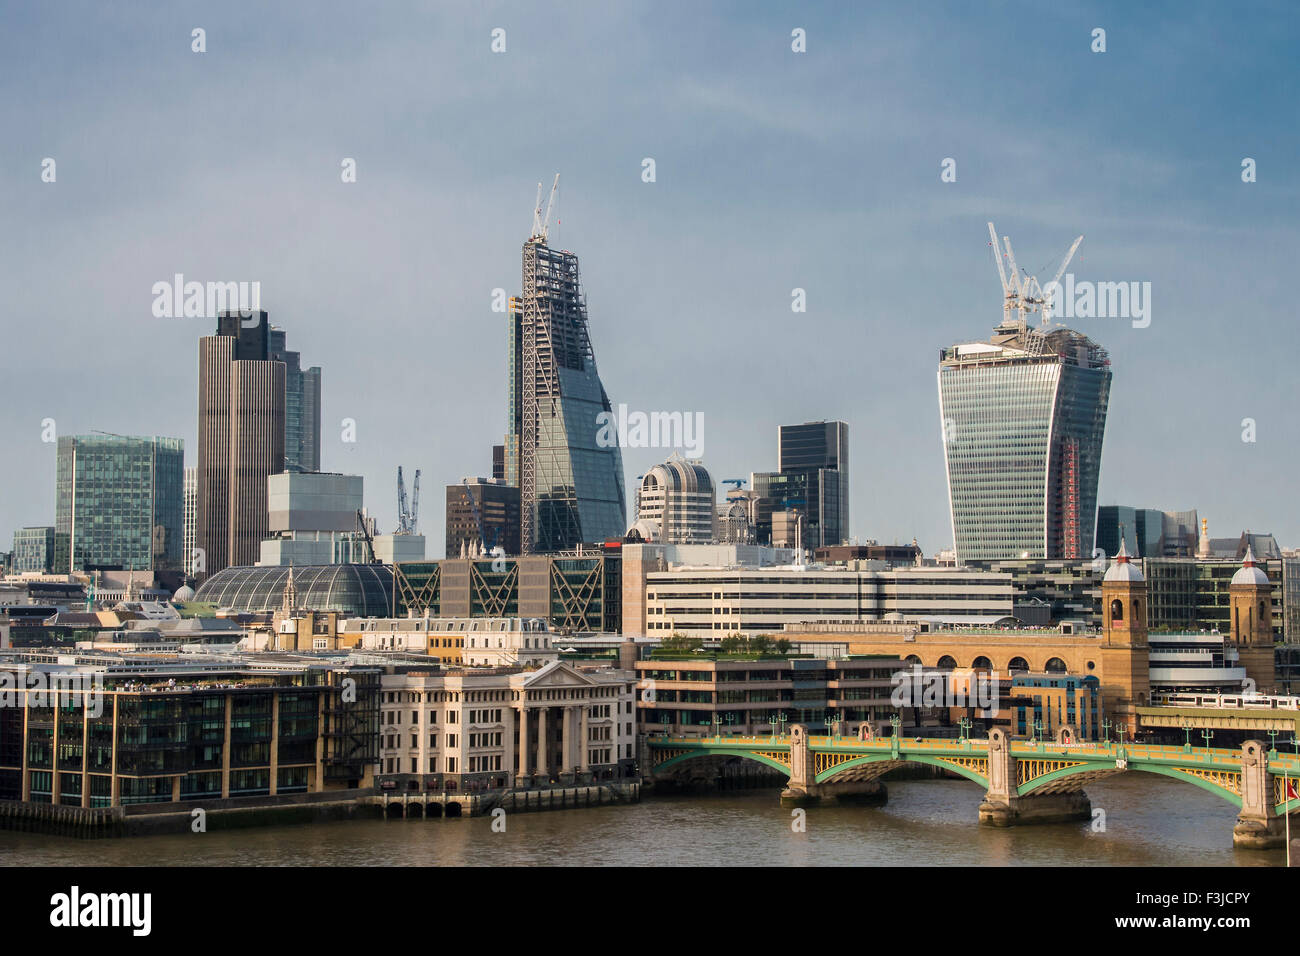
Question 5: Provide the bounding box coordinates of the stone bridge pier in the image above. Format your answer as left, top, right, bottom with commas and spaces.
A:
1234, 740, 1287, 850
779, 725, 887, 808
978, 728, 1091, 827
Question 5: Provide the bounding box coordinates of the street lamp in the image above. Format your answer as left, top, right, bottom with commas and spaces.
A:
768, 715, 778, 741
1181, 721, 1193, 752
1201, 729, 1214, 750
777, 712, 788, 736
1101, 718, 1113, 747
1031, 718, 1043, 747
826, 710, 837, 740
958, 716, 972, 744
712, 714, 723, 741
1268, 729, 1280, 755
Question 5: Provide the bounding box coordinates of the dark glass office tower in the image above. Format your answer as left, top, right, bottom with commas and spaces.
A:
269, 327, 321, 474
752, 421, 849, 548
517, 236, 626, 553
938, 323, 1110, 563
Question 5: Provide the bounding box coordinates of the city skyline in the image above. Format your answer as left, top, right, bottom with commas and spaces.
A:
3, 3, 1299, 559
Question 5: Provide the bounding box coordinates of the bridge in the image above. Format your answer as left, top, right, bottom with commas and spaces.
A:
645, 725, 1300, 849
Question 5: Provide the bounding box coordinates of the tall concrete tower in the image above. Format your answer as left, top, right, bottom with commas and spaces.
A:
196, 311, 286, 577
1229, 546, 1276, 694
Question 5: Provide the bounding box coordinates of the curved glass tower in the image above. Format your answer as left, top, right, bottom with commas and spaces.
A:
938, 322, 1110, 563
517, 236, 626, 553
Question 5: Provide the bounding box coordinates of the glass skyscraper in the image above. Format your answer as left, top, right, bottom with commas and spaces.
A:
516, 236, 625, 553
54, 435, 184, 572
269, 326, 321, 473
752, 420, 849, 548
938, 323, 1110, 563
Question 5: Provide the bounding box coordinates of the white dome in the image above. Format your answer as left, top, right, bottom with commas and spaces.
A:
1104, 562, 1145, 583
1232, 546, 1270, 587
172, 585, 197, 602
1103, 540, 1144, 583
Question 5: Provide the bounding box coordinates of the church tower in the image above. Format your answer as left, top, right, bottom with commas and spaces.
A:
1229, 546, 1276, 694
1099, 540, 1150, 727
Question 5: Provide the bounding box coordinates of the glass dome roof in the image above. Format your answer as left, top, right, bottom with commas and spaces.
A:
194, 564, 394, 616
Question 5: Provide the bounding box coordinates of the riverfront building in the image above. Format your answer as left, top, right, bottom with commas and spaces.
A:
938, 323, 1110, 562
376, 659, 636, 791
0, 648, 380, 807
635, 655, 898, 736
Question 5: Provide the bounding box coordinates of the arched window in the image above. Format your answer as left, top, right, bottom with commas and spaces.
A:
903, 654, 921, 665
1110, 598, 1123, 622
1045, 657, 1067, 673
1008, 657, 1029, 674
937, 655, 957, 669
972, 656, 992, 672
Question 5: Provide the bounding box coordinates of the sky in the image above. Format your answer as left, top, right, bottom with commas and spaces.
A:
2, 0, 1298, 560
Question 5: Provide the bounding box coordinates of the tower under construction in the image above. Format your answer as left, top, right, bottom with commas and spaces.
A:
938, 224, 1111, 564
512, 176, 626, 553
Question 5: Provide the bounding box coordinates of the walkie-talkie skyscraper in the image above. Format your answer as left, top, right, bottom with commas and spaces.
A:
938, 225, 1111, 564
515, 176, 626, 553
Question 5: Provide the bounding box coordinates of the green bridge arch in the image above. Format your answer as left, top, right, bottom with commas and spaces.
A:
651, 747, 792, 777
814, 753, 990, 789
1014, 758, 1243, 807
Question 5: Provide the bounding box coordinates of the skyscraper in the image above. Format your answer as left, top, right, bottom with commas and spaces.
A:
515, 194, 626, 553
183, 466, 196, 575
938, 320, 1110, 563
197, 311, 286, 577
269, 326, 321, 473
54, 435, 184, 572
751, 420, 850, 549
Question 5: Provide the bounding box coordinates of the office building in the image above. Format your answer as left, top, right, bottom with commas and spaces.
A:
446, 478, 521, 558
376, 659, 637, 791
11, 527, 54, 574
632, 457, 717, 545
0, 648, 380, 806
515, 221, 626, 552
752, 420, 849, 549
1096, 506, 1199, 558
938, 323, 1110, 562
636, 655, 898, 736
259, 472, 367, 566
54, 435, 184, 572
394, 545, 623, 634
182, 467, 197, 575
197, 311, 286, 577
343, 616, 555, 667
268, 326, 322, 474
642, 564, 1017, 637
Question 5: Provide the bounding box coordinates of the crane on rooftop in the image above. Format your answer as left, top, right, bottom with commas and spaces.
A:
987, 222, 1083, 331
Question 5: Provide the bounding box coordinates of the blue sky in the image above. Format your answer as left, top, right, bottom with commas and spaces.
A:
2, 0, 1297, 558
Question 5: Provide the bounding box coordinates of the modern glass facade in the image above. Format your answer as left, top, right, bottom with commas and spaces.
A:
518, 239, 626, 552
269, 327, 322, 474
11, 526, 54, 573
938, 327, 1110, 563
54, 435, 184, 572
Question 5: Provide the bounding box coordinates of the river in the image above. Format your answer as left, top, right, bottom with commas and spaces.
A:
0, 775, 1285, 866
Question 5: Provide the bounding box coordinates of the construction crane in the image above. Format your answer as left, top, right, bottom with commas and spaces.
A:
987, 222, 1084, 329
396, 467, 422, 535
530, 173, 560, 242
355, 509, 380, 564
